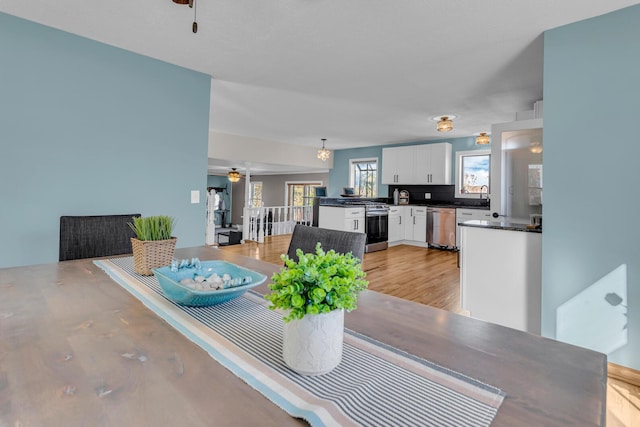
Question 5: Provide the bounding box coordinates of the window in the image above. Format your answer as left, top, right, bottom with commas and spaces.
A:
528, 164, 543, 206
249, 182, 263, 207
286, 182, 322, 222
349, 158, 378, 198
286, 182, 322, 207
455, 150, 490, 198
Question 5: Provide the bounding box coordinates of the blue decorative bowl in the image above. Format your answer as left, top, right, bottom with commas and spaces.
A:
152, 260, 267, 306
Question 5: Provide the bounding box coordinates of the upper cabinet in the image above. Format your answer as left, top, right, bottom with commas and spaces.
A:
381, 146, 414, 184
382, 143, 451, 185
413, 143, 452, 185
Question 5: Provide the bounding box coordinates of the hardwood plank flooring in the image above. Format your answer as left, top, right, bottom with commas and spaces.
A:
218, 233, 640, 426
216, 235, 463, 313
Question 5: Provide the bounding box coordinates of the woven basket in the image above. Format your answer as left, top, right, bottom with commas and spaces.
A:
131, 237, 177, 276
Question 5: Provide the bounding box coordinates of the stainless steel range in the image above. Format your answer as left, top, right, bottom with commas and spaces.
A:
313, 198, 390, 252
363, 203, 390, 253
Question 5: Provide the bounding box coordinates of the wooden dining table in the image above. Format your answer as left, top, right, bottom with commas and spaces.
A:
0, 246, 606, 426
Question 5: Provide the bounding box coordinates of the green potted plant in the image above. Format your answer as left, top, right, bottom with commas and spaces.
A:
265, 242, 368, 375
128, 215, 177, 276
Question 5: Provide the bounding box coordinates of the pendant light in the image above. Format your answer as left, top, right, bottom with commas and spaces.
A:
476, 132, 490, 145
227, 168, 241, 183
317, 138, 331, 162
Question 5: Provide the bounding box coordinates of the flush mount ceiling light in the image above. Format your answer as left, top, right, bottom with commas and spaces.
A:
172, 0, 198, 33
432, 115, 456, 132
476, 132, 491, 145
317, 138, 331, 162
227, 168, 241, 183
530, 142, 543, 154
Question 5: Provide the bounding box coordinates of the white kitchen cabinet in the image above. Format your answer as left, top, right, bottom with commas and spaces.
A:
456, 208, 493, 247
318, 206, 365, 234
459, 224, 541, 334
388, 206, 405, 243
404, 206, 427, 242
383, 143, 451, 185
413, 143, 452, 185
381, 146, 415, 184
427, 143, 452, 184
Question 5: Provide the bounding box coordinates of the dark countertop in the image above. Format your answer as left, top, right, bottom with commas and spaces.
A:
458, 219, 542, 233
397, 202, 490, 210
322, 203, 490, 209
315, 197, 490, 210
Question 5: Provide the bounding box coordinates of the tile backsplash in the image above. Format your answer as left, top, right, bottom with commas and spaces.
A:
387, 185, 488, 207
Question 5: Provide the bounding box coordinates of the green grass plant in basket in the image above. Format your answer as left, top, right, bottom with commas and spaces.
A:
128, 215, 175, 241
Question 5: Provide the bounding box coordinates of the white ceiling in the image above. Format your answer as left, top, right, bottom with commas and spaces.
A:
2, 0, 637, 173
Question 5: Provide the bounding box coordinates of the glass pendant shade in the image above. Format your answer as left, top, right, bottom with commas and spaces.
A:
228, 168, 241, 183
437, 116, 453, 132
530, 142, 543, 154
317, 138, 331, 162
476, 132, 490, 145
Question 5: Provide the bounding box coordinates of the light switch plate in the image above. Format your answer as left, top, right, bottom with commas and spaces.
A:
191, 190, 200, 204
424, 193, 431, 199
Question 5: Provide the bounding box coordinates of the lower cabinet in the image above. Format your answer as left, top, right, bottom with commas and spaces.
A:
404, 207, 427, 243
459, 225, 541, 334
456, 208, 492, 248
318, 207, 365, 233
343, 217, 364, 233
388, 206, 405, 243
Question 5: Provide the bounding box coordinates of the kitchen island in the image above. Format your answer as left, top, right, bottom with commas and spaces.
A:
459, 219, 542, 333
0, 245, 605, 426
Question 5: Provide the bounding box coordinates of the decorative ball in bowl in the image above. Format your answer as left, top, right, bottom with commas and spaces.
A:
152, 260, 267, 306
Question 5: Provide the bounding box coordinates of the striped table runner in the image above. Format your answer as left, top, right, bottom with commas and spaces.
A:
95, 257, 504, 427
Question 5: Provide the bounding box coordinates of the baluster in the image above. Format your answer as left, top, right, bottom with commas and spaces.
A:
276, 206, 283, 235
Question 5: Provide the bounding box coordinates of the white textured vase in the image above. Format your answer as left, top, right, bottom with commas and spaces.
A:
282, 309, 344, 376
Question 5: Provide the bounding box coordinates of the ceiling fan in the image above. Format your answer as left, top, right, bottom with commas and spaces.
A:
172, 0, 198, 33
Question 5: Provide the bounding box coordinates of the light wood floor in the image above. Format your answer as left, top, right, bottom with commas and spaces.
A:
218, 234, 640, 426
218, 234, 462, 313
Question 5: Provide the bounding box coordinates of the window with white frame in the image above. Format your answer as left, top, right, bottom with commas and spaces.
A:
455, 150, 491, 198
286, 182, 322, 207
250, 182, 263, 207
286, 181, 322, 222
349, 158, 378, 198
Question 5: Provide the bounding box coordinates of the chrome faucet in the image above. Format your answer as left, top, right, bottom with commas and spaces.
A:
480, 185, 489, 203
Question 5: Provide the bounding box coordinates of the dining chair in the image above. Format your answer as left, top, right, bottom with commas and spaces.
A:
286, 224, 366, 262
59, 214, 140, 261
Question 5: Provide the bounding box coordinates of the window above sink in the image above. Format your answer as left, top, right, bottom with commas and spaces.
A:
454, 149, 491, 200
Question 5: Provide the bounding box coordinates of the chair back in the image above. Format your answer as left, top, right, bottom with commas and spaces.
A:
286, 224, 366, 262
59, 214, 140, 261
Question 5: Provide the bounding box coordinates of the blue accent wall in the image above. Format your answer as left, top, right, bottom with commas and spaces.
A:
0, 13, 211, 268
543, 5, 640, 369
329, 136, 485, 198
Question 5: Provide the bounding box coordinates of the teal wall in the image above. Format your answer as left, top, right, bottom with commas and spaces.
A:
329, 136, 486, 198
543, 5, 640, 369
0, 13, 211, 268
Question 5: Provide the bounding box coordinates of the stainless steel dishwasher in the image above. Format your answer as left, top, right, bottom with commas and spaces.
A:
427, 207, 456, 248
